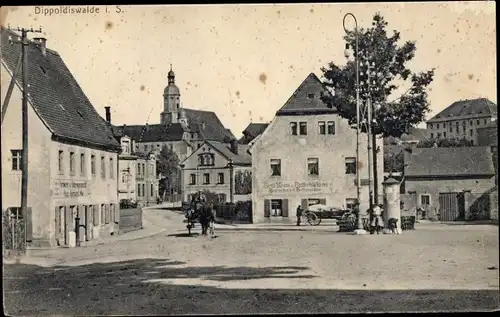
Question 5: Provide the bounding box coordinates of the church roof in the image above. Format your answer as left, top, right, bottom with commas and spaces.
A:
0, 28, 120, 152
112, 108, 234, 143
183, 108, 235, 142
276, 73, 336, 116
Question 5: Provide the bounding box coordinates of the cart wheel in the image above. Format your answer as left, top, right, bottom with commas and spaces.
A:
307, 212, 322, 226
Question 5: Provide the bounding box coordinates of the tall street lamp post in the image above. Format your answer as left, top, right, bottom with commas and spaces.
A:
343, 13, 367, 235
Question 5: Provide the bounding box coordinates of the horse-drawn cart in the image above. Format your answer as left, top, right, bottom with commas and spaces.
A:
182, 201, 215, 236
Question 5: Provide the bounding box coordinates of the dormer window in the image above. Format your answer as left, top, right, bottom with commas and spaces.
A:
307, 93, 315, 99
198, 153, 215, 167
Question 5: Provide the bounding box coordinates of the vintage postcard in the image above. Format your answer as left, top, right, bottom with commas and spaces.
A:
1, 2, 498, 315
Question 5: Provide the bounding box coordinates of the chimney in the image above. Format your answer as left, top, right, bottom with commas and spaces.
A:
33, 37, 47, 57
230, 139, 238, 155
104, 106, 111, 123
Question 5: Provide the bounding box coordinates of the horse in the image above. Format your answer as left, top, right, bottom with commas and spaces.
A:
198, 203, 214, 236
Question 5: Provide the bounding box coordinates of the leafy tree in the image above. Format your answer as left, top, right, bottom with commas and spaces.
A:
321, 12, 435, 139
156, 145, 181, 197
416, 137, 473, 148
234, 170, 252, 195
384, 150, 404, 173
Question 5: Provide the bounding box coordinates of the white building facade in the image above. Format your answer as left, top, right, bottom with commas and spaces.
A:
1, 28, 121, 248
250, 73, 384, 223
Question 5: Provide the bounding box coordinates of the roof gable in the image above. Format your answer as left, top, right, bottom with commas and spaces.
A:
184, 108, 235, 142
428, 98, 497, 122
404, 146, 495, 177
276, 73, 336, 116
181, 140, 251, 166
1, 28, 120, 151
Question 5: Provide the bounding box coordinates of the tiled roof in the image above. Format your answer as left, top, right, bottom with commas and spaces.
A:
1, 28, 120, 151
427, 98, 497, 122
112, 108, 234, 143
208, 141, 251, 165
116, 123, 185, 143
404, 147, 495, 177
276, 73, 336, 116
242, 123, 269, 138
184, 108, 235, 142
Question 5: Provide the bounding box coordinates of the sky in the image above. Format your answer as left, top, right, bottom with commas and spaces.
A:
1, 2, 496, 138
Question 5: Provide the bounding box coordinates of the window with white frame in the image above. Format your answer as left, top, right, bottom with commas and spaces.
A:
308, 158, 319, 176
290, 122, 297, 135
91, 154, 96, 175
327, 121, 335, 135
318, 121, 326, 135
100, 156, 106, 178
11, 149, 22, 171
345, 157, 356, 174
218, 172, 225, 184
121, 139, 130, 154
109, 157, 114, 179
189, 173, 196, 185
203, 173, 210, 184
58, 150, 64, 174
69, 152, 75, 175
80, 153, 86, 176
270, 159, 281, 176
299, 122, 307, 135
271, 199, 283, 217
420, 194, 430, 206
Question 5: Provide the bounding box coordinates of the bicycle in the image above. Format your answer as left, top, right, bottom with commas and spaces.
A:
301, 210, 322, 226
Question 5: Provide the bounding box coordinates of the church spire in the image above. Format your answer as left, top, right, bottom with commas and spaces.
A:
168, 64, 175, 84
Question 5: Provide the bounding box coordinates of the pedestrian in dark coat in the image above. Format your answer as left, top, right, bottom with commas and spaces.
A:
296, 205, 303, 226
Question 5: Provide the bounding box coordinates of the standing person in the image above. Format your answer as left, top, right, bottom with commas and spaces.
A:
296, 205, 303, 226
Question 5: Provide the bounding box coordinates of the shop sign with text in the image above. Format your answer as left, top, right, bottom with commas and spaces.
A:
52, 180, 89, 198
263, 180, 333, 194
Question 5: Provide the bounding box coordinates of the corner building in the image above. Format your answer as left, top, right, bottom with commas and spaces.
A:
250, 73, 384, 222
1, 28, 121, 247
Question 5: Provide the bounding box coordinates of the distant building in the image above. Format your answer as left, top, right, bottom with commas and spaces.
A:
135, 152, 158, 205
239, 123, 269, 144
426, 98, 497, 145
250, 73, 384, 222
103, 109, 158, 205
403, 147, 497, 221
180, 140, 251, 203
1, 28, 121, 248
115, 68, 234, 163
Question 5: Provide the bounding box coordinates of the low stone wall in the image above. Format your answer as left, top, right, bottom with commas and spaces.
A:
119, 208, 143, 234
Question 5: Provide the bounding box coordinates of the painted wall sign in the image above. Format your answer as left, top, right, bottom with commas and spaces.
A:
52, 180, 89, 198
263, 180, 333, 194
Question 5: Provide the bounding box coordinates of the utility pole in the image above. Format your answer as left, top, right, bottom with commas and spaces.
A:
371, 101, 379, 205
7, 26, 42, 226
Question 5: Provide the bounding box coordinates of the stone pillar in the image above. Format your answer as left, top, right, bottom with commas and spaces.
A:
383, 178, 402, 234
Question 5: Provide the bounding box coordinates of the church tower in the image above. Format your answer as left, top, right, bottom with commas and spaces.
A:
160, 64, 181, 124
